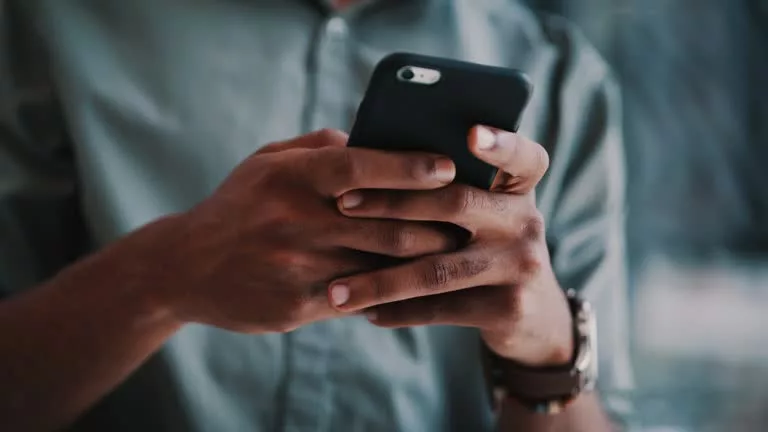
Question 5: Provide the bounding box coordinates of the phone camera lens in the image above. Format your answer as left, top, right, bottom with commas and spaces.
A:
399, 67, 415, 81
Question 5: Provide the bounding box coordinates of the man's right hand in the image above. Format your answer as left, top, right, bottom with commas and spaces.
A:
162, 129, 457, 334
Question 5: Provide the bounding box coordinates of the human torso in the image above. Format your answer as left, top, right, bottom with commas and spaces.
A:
22, 0, 565, 430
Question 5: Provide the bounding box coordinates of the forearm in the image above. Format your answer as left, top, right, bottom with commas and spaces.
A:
0, 215, 185, 431
497, 393, 616, 432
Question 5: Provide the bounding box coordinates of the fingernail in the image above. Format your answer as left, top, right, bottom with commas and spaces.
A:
341, 192, 363, 209
433, 158, 456, 183
365, 309, 378, 321
330, 284, 350, 306
475, 126, 497, 150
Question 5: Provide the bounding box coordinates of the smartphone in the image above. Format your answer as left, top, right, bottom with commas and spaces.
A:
348, 52, 533, 190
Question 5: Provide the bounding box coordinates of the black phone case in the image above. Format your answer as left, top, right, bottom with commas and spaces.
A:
348, 52, 533, 190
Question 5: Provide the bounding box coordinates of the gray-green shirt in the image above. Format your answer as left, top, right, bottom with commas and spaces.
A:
0, 0, 634, 430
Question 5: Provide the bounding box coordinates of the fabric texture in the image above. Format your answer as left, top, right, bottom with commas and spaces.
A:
0, 0, 633, 430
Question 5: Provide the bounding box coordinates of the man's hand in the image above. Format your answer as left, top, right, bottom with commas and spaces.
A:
165, 129, 459, 334
0, 128, 463, 430
327, 126, 573, 367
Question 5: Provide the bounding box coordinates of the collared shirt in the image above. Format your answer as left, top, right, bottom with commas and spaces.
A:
0, 0, 634, 430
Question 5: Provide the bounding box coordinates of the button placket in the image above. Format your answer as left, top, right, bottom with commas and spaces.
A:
308, 15, 353, 132
282, 17, 353, 432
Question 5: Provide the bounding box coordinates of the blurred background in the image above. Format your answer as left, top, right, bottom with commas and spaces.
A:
523, 0, 768, 430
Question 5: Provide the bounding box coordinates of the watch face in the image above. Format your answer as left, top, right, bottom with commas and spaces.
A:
574, 299, 598, 391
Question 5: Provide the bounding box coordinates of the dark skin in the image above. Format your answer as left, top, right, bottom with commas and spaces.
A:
325, 5, 614, 429
0, 127, 613, 431
0, 8, 617, 432
334, 126, 616, 431
0, 129, 460, 430
332, 126, 568, 365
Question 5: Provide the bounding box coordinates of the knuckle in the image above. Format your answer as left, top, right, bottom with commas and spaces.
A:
314, 128, 347, 144
459, 188, 479, 213
271, 250, 313, 276
444, 186, 507, 217
517, 243, 544, 276
256, 140, 284, 155
445, 186, 477, 216
422, 259, 458, 288
462, 255, 494, 278
338, 150, 362, 187
520, 210, 546, 241
320, 147, 358, 188
329, 148, 356, 182
420, 255, 490, 290
367, 274, 388, 303
535, 145, 551, 175
489, 193, 513, 214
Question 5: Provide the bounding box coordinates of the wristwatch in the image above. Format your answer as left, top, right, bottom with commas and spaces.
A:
483, 289, 598, 415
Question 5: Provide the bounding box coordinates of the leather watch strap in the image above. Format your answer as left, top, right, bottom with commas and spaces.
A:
482, 289, 597, 414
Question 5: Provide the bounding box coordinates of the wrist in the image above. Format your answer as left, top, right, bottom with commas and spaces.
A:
484, 282, 574, 368
482, 289, 599, 415
102, 213, 192, 329
533, 287, 575, 367
35, 213, 189, 338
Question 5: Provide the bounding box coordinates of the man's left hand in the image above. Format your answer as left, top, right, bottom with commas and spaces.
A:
327, 126, 574, 367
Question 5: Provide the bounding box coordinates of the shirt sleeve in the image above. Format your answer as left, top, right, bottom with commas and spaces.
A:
528, 16, 636, 427
0, 1, 85, 297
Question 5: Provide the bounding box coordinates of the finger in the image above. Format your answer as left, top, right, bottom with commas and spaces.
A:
364, 286, 515, 329
337, 184, 535, 233
329, 219, 458, 258
327, 246, 520, 311
269, 247, 410, 325
258, 128, 349, 155
468, 126, 549, 194
306, 146, 455, 197
266, 248, 382, 309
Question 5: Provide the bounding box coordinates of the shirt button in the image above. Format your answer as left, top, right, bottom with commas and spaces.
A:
326, 16, 348, 38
